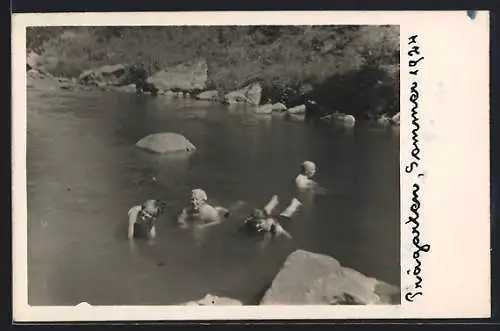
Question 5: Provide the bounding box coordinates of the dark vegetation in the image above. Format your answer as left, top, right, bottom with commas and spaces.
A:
27, 25, 400, 119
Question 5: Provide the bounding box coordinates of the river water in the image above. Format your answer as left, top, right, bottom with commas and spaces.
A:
27, 88, 400, 305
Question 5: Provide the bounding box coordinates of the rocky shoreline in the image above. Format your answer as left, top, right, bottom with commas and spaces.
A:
182, 249, 400, 306
27, 52, 400, 127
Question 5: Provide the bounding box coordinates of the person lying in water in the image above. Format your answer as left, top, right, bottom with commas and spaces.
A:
177, 188, 230, 229
128, 199, 166, 240
243, 195, 302, 239
295, 160, 328, 195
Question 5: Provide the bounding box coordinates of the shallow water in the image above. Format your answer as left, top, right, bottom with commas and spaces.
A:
27, 88, 400, 305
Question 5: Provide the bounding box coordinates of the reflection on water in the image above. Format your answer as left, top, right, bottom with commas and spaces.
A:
27, 89, 400, 305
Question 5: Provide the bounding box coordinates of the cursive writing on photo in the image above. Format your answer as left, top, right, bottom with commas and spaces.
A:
404, 35, 431, 303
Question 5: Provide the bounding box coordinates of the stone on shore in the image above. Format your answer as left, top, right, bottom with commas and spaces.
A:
195, 90, 220, 101
391, 112, 400, 125
260, 249, 399, 305
146, 59, 208, 93
27, 51, 40, 70
135, 133, 196, 154
286, 104, 306, 114
183, 294, 243, 306
78, 64, 137, 87
224, 82, 263, 106
272, 102, 288, 112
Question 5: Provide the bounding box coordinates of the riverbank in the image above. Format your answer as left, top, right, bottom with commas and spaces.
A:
27, 26, 400, 123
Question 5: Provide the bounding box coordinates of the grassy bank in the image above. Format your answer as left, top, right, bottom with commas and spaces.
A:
27, 26, 400, 118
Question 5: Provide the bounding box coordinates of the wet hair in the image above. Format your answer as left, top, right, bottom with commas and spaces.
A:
139, 199, 165, 224
301, 161, 316, 175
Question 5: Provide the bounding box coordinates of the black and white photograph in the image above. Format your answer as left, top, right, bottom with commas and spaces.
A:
25, 23, 401, 307
12, 11, 490, 321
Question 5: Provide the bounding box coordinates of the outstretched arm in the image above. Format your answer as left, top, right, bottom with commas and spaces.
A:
128, 219, 135, 239
215, 206, 230, 218
197, 206, 228, 228
127, 206, 140, 239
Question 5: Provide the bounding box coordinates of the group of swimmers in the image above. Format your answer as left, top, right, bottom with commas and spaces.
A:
127, 160, 320, 241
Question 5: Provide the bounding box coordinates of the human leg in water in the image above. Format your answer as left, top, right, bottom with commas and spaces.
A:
263, 195, 279, 216
279, 198, 303, 218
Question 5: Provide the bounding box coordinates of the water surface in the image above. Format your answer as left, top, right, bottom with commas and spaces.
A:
27, 88, 400, 305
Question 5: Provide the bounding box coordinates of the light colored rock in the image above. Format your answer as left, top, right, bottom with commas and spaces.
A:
135, 133, 196, 154
323, 112, 356, 128
146, 59, 208, 93
260, 249, 399, 305
286, 104, 306, 114
377, 114, 391, 126
391, 112, 400, 125
196, 90, 220, 101
113, 84, 137, 93
272, 102, 287, 112
27, 51, 40, 70
224, 82, 262, 106
78, 64, 134, 86
27, 68, 44, 79
183, 294, 243, 306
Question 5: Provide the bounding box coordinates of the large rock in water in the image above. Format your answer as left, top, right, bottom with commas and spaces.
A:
224, 82, 263, 106
260, 250, 399, 305
135, 133, 196, 154
78, 64, 137, 86
146, 59, 208, 93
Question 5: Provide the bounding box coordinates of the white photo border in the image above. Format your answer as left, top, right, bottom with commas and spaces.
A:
12, 10, 491, 321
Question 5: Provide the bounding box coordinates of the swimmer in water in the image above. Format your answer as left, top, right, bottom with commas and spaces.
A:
128, 199, 165, 240
244, 195, 302, 239
294, 160, 328, 196
177, 188, 230, 229
295, 160, 318, 189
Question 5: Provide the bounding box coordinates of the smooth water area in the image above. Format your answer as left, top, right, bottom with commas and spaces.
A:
27, 88, 400, 305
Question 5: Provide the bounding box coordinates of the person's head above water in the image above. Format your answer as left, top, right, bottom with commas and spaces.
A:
190, 188, 208, 210
301, 160, 316, 178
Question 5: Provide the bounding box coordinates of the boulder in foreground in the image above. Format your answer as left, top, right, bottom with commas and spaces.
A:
183, 294, 243, 306
260, 249, 399, 305
135, 133, 196, 154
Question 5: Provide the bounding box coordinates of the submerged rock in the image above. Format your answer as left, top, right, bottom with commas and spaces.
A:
260, 249, 399, 305
135, 133, 196, 154
284, 113, 306, 123
146, 59, 208, 93
255, 104, 274, 114
224, 82, 263, 106
183, 293, 243, 306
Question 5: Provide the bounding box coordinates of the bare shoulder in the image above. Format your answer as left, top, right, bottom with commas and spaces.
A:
128, 205, 142, 216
